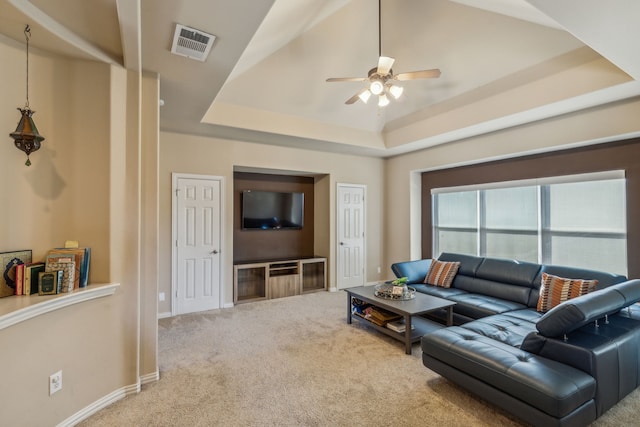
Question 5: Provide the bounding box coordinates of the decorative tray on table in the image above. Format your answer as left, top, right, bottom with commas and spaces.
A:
374, 281, 416, 300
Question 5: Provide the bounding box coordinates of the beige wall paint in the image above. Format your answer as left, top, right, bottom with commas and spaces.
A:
0, 293, 125, 426
140, 72, 160, 379
385, 97, 640, 266
314, 174, 331, 258
0, 38, 154, 425
159, 132, 386, 312
0, 40, 109, 266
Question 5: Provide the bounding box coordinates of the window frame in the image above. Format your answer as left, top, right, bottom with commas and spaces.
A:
432, 171, 627, 274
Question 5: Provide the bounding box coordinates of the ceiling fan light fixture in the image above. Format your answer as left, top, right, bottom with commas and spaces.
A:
389, 84, 404, 99
378, 94, 390, 107
370, 80, 384, 95
358, 90, 372, 104
326, 0, 441, 107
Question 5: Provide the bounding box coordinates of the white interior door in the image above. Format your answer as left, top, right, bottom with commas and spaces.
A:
337, 184, 366, 289
173, 175, 222, 315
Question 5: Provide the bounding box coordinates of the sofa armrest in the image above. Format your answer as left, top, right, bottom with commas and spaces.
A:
390, 259, 432, 284
522, 315, 640, 416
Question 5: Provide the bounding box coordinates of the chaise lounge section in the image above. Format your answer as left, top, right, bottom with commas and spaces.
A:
391, 253, 640, 426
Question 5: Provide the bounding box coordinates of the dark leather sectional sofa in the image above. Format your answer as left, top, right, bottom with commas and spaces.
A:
391, 252, 640, 427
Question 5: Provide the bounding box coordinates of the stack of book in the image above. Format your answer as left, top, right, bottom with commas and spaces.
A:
13, 262, 43, 295
11, 244, 91, 296
42, 246, 91, 294
44, 253, 76, 293
361, 306, 401, 326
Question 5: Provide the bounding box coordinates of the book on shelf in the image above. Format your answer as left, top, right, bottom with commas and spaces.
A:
14, 264, 25, 296
38, 271, 61, 295
353, 311, 386, 326
49, 247, 90, 288
45, 255, 75, 293
386, 320, 415, 333
0, 250, 32, 298
363, 306, 402, 326
24, 263, 45, 295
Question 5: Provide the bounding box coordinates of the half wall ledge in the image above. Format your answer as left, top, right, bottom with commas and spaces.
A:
0, 283, 120, 330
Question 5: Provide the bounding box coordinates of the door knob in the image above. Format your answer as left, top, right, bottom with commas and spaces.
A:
339, 242, 345, 246
211, 250, 219, 254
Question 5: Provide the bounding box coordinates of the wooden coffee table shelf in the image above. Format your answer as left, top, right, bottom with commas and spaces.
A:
345, 286, 455, 354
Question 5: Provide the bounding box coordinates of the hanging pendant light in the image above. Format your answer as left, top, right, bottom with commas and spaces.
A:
9, 25, 44, 167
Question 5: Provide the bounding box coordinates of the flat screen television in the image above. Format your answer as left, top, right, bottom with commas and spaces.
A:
241, 190, 304, 230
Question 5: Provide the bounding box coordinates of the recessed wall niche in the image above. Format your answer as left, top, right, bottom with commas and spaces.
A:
233, 171, 315, 263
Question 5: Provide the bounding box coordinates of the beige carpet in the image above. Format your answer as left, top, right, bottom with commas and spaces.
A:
80, 291, 640, 426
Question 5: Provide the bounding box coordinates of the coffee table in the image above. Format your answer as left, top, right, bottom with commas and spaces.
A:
346, 286, 456, 354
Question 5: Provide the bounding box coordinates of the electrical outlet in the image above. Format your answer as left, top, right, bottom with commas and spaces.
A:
49, 370, 62, 395
377, 266, 381, 274
159, 292, 165, 302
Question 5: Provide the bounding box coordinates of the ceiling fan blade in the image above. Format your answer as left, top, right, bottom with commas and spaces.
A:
326, 77, 367, 82
394, 68, 441, 81
345, 88, 371, 105
376, 56, 395, 75
345, 92, 362, 104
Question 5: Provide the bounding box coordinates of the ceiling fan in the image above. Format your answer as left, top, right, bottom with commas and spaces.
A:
326, 0, 441, 107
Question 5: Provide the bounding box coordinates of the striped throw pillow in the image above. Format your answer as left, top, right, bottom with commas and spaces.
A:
424, 260, 460, 288
536, 272, 598, 313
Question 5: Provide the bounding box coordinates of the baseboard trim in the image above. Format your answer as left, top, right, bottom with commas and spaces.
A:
56, 371, 159, 427
158, 311, 172, 319
141, 370, 160, 385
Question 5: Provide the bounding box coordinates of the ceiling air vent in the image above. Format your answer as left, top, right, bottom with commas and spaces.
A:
171, 24, 216, 62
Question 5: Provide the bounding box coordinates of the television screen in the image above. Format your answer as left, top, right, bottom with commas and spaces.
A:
242, 190, 304, 230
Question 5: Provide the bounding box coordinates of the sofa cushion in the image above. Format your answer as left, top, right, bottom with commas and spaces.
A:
424, 259, 460, 288
536, 280, 640, 337
501, 308, 544, 324
536, 272, 598, 313
476, 257, 541, 288
411, 283, 467, 299
438, 252, 484, 277
448, 293, 528, 319
453, 276, 532, 306
458, 313, 538, 347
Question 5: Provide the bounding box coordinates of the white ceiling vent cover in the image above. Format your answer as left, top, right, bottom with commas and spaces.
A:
171, 24, 216, 62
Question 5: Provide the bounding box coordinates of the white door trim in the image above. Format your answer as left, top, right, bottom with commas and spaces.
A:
171, 172, 225, 316
336, 183, 367, 290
